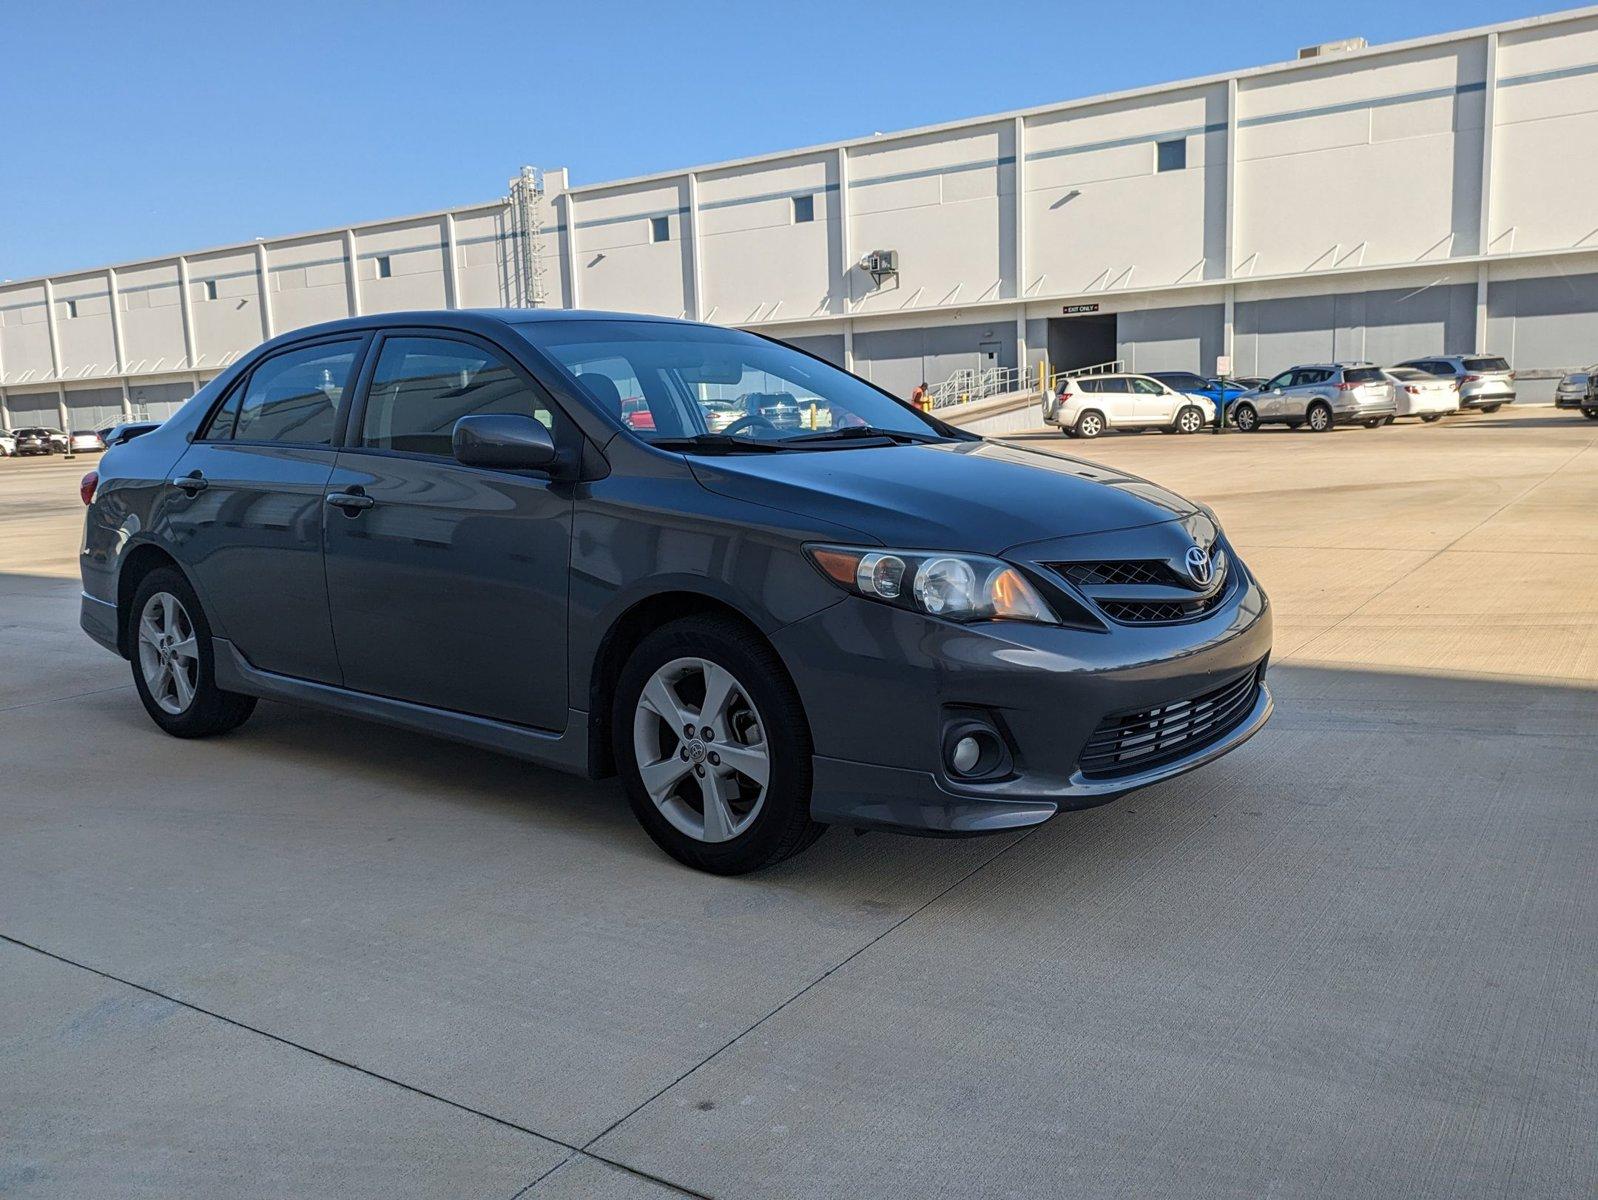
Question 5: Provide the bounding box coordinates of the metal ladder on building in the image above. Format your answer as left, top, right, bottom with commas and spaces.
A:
507, 166, 550, 308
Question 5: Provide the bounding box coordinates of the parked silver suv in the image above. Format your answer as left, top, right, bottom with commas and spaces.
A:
1394, 355, 1515, 412
1231, 363, 1397, 433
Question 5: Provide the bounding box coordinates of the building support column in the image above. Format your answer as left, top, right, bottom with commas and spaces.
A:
1013, 116, 1028, 372
107, 267, 133, 418
1476, 31, 1499, 351
442, 213, 460, 309
255, 242, 275, 339
343, 230, 362, 317
686, 173, 705, 322
843, 320, 855, 372
176, 257, 199, 371
1224, 77, 1239, 287
562, 194, 581, 310
837, 147, 853, 315
1223, 286, 1236, 368
42, 279, 69, 429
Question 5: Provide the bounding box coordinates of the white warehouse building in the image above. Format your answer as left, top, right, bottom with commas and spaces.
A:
5, 6, 1598, 432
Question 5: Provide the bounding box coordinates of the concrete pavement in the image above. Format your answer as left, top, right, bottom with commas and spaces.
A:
1, 407, 1594, 1198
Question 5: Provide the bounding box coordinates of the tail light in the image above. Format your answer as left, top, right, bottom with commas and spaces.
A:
1405, 385, 1421, 394
80, 471, 99, 506
1463, 374, 1481, 383
1336, 382, 1358, 391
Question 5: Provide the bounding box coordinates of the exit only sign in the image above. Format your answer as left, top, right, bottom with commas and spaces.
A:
1061, 303, 1100, 315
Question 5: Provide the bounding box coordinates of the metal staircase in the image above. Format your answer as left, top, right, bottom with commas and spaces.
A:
507, 166, 550, 308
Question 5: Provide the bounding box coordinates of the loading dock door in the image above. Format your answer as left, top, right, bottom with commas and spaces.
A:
1048, 313, 1118, 372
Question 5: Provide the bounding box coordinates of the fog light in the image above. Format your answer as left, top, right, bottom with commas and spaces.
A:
950, 736, 981, 775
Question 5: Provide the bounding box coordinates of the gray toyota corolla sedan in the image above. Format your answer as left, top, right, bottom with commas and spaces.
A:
79, 310, 1272, 873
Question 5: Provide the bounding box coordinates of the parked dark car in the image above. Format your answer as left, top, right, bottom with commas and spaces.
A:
79, 310, 1273, 874
13, 426, 66, 455
736, 390, 804, 430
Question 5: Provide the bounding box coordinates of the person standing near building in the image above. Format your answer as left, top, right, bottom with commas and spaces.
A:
910, 381, 931, 412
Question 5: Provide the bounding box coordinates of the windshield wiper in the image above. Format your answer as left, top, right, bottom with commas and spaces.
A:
649, 434, 795, 453
783, 425, 942, 445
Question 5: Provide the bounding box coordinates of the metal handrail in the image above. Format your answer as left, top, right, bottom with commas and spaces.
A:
928, 364, 1041, 409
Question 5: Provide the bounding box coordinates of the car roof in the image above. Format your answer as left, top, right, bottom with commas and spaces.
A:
256, 308, 709, 344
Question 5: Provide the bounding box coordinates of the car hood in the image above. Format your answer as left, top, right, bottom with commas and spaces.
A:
687, 438, 1197, 553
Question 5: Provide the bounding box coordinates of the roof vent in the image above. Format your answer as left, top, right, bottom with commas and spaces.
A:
1298, 37, 1367, 60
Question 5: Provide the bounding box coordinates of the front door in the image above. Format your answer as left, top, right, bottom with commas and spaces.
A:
1129, 377, 1174, 425
321, 332, 575, 731
165, 335, 367, 684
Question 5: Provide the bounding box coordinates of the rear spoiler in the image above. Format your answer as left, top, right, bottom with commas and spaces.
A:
104, 421, 162, 447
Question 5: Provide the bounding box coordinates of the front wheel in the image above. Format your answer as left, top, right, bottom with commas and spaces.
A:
1421, 413, 1444, 423
129, 567, 257, 738
1480, 404, 1502, 414
1582, 408, 1598, 420
1363, 418, 1383, 429
615, 615, 823, 874
1175, 406, 1205, 434
1232, 404, 1259, 433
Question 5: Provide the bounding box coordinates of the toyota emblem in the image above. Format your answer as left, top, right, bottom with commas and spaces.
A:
1185, 545, 1213, 586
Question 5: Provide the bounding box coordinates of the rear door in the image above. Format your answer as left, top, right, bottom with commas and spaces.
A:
1097, 377, 1134, 425
321, 330, 576, 730
164, 335, 366, 683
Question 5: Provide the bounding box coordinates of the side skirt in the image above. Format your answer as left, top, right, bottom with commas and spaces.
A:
212, 638, 595, 778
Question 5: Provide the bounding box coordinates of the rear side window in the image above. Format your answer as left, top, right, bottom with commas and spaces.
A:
1099, 378, 1131, 393
1464, 356, 1510, 372
1343, 367, 1383, 384
359, 336, 563, 457
215, 341, 360, 445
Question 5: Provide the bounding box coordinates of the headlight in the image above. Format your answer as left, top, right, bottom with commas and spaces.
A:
805, 545, 1059, 624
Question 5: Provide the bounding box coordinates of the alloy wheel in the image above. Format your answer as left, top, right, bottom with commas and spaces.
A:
632, 656, 771, 844
1178, 407, 1203, 433
1308, 405, 1331, 432
137, 591, 200, 715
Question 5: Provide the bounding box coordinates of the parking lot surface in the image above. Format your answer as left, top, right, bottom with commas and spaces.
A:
2, 408, 1595, 1198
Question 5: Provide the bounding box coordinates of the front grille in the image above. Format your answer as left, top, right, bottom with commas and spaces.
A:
1057, 560, 1170, 587
1078, 667, 1262, 780
1100, 592, 1227, 623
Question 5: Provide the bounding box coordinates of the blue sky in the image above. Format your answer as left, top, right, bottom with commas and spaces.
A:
0, 0, 1573, 280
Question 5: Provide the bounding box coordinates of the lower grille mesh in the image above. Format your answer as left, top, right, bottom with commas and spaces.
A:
1079, 668, 1262, 780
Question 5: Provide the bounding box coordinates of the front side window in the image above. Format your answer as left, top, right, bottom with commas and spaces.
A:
1130, 378, 1165, 395
360, 336, 563, 457
1265, 372, 1293, 391
222, 340, 359, 445
519, 320, 946, 448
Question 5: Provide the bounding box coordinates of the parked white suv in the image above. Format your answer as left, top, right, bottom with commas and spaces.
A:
1046, 373, 1215, 439
0, 430, 15, 457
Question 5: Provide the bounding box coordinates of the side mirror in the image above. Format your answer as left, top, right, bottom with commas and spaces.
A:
452, 413, 558, 471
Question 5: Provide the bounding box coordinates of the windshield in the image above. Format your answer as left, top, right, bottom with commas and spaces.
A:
518, 320, 947, 447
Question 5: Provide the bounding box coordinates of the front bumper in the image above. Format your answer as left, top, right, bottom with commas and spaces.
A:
1554, 393, 1585, 409
771, 550, 1274, 835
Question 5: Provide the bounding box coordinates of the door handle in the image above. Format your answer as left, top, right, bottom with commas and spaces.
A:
170, 473, 208, 494
325, 491, 374, 513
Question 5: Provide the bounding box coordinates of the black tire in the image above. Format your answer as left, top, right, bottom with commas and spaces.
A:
1306, 402, 1333, 433
128, 567, 256, 738
1074, 410, 1106, 439
1232, 403, 1259, 433
614, 615, 824, 875
1175, 405, 1205, 434
1582, 408, 1598, 420
1363, 418, 1383, 429
1481, 404, 1502, 414
1421, 413, 1444, 423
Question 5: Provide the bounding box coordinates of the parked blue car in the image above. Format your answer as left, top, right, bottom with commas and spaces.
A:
1147, 372, 1267, 418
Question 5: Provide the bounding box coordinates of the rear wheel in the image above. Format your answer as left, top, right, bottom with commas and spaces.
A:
1583, 408, 1598, 420
1363, 418, 1383, 429
1421, 413, 1444, 423
615, 616, 823, 874
1307, 402, 1333, 433
129, 568, 256, 738
1232, 403, 1259, 433
1074, 411, 1105, 439
1175, 406, 1205, 434
1481, 404, 1502, 414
